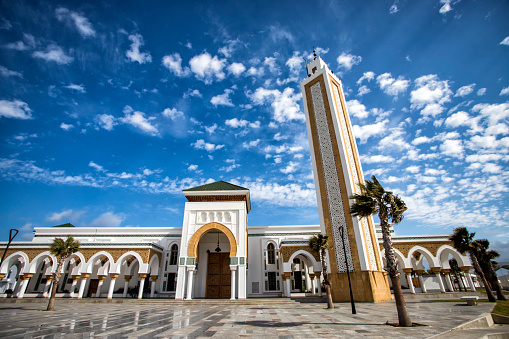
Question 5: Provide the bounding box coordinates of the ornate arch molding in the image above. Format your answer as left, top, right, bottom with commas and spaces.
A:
187, 222, 237, 257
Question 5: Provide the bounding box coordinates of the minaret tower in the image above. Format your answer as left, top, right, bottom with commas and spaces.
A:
300, 53, 391, 302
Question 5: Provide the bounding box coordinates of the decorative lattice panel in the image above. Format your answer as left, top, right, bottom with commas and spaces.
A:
310, 81, 354, 273
332, 83, 378, 271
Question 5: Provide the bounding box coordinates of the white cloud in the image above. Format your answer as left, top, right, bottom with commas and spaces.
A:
500, 87, 509, 96
352, 119, 388, 144
472, 103, 509, 126
204, 124, 217, 134
162, 53, 190, 77
191, 139, 224, 152
268, 25, 294, 43
286, 51, 303, 77
406, 165, 420, 173
477, 88, 487, 96
95, 114, 117, 131
247, 66, 264, 77
440, 139, 464, 158
280, 161, 298, 174
357, 85, 370, 96
188, 164, 199, 171
5, 34, 35, 51
211, 89, 234, 107
32, 45, 73, 64
225, 118, 248, 128
126, 34, 152, 64
47, 209, 84, 223
248, 87, 304, 123
64, 83, 86, 93
89, 161, 105, 172
227, 62, 246, 77
55, 7, 96, 38
378, 126, 411, 150
389, 4, 398, 14
162, 108, 184, 120
60, 122, 74, 131
360, 154, 394, 164
500, 36, 509, 46
336, 52, 362, 71
346, 99, 369, 119
89, 211, 125, 227
439, 0, 452, 14
189, 52, 226, 83
454, 84, 475, 97
0, 99, 32, 119
482, 163, 501, 173
243, 139, 261, 149
183, 89, 202, 98
444, 111, 472, 128
120, 106, 158, 135
410, 74, 452, 117
376, 73, 409, 97
0, 66, 22, 78
264, 57, 279, 74
411, 136, 432, 145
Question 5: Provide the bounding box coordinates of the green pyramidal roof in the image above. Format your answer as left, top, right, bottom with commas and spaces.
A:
183, 180, 248, 192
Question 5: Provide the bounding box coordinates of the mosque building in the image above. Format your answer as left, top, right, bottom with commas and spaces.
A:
0, 57, 476, 301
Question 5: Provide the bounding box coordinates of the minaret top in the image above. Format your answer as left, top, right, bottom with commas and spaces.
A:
303, 55, 330, 82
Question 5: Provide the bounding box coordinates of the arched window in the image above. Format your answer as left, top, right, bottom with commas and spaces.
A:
267, 243, 275, 265
170, 244, 178, 265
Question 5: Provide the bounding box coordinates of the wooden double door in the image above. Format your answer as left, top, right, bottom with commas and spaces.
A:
206, 253, 231, 298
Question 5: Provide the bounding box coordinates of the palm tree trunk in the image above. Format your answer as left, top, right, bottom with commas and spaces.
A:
47, 257, 64, 311
487, 261, 506, 301
469, 252, 496, 302
321, 248, 334, 309
380, 219, 412, 327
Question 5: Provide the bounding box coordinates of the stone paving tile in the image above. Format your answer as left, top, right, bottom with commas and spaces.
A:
0, 300, 495, 338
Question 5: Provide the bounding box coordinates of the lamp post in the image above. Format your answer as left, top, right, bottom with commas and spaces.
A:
0, 229, 19, 266
339, 227, 356, 314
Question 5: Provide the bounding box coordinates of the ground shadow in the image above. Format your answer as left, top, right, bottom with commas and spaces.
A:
234, 321, 382, 327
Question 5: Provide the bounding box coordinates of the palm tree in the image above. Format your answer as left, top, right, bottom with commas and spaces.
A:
350, 175, 412, 327
472, 239, 506, 301
448, 227, 495, 302
309, 234, 334, 309
47, 236, 80, 311
449, 258, 464, 291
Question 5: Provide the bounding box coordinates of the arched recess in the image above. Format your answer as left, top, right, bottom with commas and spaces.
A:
27, 252, 57, 274
285, 249, 320, 272
408, 246, 440, 268
187, 222, 237, 258
84, 251, 115, 274
112, 251, 144, 275
437, 245, 470, 269
0, 251, 29, 274
380, 248, 410, 269
148, 254, 160, 276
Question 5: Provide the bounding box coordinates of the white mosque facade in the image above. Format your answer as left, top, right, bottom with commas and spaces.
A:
0, 57, 476, 301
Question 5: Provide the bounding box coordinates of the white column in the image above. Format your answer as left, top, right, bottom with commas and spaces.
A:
285, 278, 291, 297
43, 276, 53, 298
310, 274, 316, 294
238, 264, 246, 299
465, 272, 476, 291
70, 276, 79, 298
107, 274, 117, 299
315, 275, 322, 297
230, 266, 237, 300
77, 274, 89, 299
443, 272, 454, 292
418, 273, 427, 293
433, 269, 446, 293
405, 272, 416, 294
17, 275, 32, 299
96, 276, 105, 298
150, 276, 158, 298
123, 275, 131, 298
138, 274, 147, 299
175, 264, 186, 300
185, 268, 194, 300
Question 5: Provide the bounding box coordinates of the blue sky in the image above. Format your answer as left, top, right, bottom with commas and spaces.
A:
1, 1, 508, 259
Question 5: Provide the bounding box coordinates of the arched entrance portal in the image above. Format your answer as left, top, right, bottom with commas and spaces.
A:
186, 223, 239, 299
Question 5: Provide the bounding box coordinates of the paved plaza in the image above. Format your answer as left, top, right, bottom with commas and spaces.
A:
0, 298, 498, 338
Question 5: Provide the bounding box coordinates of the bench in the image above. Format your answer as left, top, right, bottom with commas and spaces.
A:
461, 296, 479, 306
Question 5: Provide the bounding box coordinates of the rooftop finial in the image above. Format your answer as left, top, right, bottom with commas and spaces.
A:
313, 47, 317, 60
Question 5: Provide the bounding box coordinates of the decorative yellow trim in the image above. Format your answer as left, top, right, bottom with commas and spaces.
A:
71, 275, 81, 282
314, 271, 321, 278
430, 267, 442, 274
138, 273, 147, 279
460, 266, 472, 273
21, 273, 33, 280
414, 270, 424, 276
150, 275, 158, 282
80, 273, 90, 279
109, 273, 119, 279
97, 275, 106, 282
403, 268, 413, 274
124, 275, 132, 282
187, 222, 237, 258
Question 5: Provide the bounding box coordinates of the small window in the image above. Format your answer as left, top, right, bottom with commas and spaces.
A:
267, 243, 275, 265
166, 273, 177, 291
268, 272, 277, 291
169, 244, 178, 265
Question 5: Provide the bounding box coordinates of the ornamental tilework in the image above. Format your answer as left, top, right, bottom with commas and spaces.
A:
332, 82, 378, 271
280, 246, 320, 263
310, 81, 354, 272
